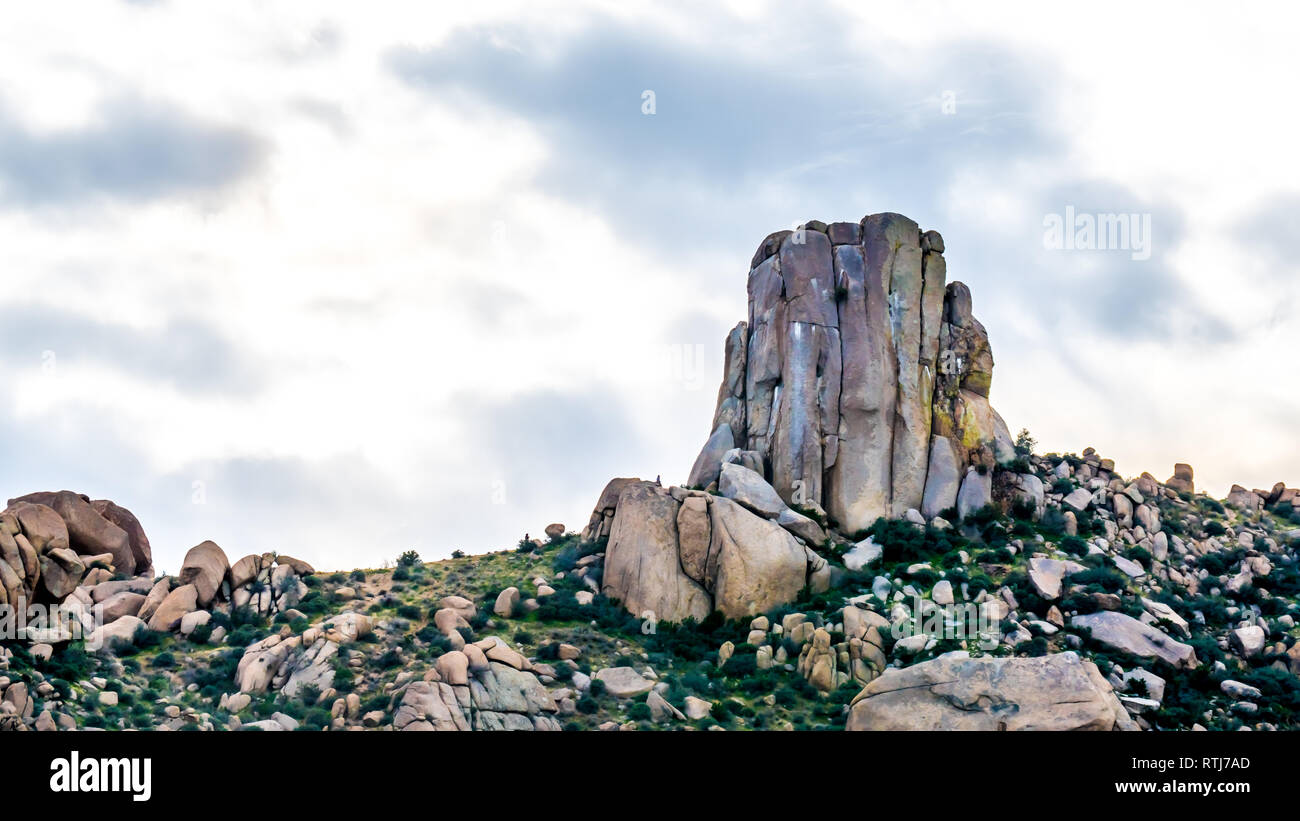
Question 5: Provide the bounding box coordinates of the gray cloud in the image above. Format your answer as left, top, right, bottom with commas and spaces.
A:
388, 14, 1064, 268
967, 179, 1237, 345
289, 96, 352, 138
391, 15, 1237, 353
0, 302, 265, 395
0, 97, 265, 206
1233, 191, 1300, 273
458, 386, 652, 510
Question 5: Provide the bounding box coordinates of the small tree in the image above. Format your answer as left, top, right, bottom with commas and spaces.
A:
1014, 428, 1036, 457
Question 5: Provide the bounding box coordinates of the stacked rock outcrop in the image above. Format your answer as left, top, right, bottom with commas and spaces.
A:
691, 214, 1012, 533
587, 213, 1013, 623
391, 636, 561, 732
2, 491, 153, 608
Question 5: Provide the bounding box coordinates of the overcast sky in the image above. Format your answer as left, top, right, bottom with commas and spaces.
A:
2, 1, 1297, 573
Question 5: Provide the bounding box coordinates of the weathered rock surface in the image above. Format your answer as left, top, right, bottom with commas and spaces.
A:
687, 216, 1007, 535
179, 540, 230, 607
593, 666, 654, 698
148, 584, 199, 632
846, 652, 1132, 731
1072, 611, 1198, 669
393, 658, 559, 732
585, 214, 1009, 621
598, 479, 819, 622
9, 491, 136, 577
600, 482, 711, 624
2, 494, 155, 604
88, 499, 153, 577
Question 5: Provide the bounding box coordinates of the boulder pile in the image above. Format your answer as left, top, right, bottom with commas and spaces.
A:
591, 476, 831, 621
391, 637, 561, 732
0, 490, 314, 659
2, 491, 153, 608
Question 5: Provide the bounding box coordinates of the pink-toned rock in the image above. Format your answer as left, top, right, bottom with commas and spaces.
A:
178, 541, 230, 607
9, 491, 135, 576
89, 499, 153, 577
148, 584, 199, 632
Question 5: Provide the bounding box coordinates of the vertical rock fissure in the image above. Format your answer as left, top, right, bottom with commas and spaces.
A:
688, 213, 1004, 534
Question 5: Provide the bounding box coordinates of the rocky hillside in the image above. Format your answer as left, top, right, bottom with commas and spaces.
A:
3, 212, 1299, 732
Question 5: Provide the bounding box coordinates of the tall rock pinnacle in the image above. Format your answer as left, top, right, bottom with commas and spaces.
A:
583, 211, 1014, 624
690, 213, 1013, 534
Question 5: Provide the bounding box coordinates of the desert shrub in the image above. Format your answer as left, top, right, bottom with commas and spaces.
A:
1204, 520, 1226, 537
1199, 497, 1225, 515
37, 644, 95, 682
1038, 507, 1068, 535
974, 546, 1014, 564
864, 517, 967, 566
295, 591, 331, 616
227, 624, 263, 648
720, 644, 758, 677
1004, 571, 1046, 614
1125, 546, 1152, 565
909, 567, 940, 588
303, 708, 333, 729
1059, 534, 1089, 556
1252, 563, 1300, 598
1151, 667, 1216, 729
1197, 548, 1245, 577
1070, 566, 1129, 594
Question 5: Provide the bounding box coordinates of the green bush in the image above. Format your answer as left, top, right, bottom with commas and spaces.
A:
864, 517, 967, 566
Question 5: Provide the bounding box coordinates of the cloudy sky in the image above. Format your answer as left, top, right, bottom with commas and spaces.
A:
2, 1, 1297, 573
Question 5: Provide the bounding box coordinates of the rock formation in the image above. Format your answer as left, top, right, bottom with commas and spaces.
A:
845, 651, 1135, 731
2, 491, 155, 608
585, 213, 1014, 623
593, 477, 819, 621
391, 639, 562, 732
693, 214, 1012, 533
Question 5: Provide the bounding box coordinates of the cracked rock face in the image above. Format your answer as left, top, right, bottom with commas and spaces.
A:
587, 214, 1012, 624
2, 492, 157, 607
846, 651, 1134, 731
393, 659, 560, 732
692, 214, 1010, 534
